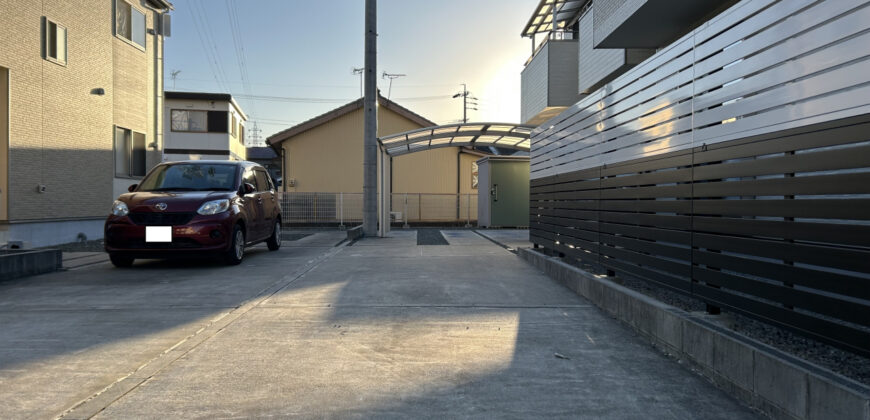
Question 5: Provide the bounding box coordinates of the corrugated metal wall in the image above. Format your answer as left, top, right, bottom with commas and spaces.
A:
577, 8, 626, 94
521, 43, 550, 123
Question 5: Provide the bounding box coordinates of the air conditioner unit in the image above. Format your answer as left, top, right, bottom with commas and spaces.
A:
390, 211, 403, 221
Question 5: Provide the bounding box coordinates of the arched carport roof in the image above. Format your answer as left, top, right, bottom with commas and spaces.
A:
378, 123, 534, 156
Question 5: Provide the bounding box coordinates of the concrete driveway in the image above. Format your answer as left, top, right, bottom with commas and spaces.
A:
0, 230, 758, 419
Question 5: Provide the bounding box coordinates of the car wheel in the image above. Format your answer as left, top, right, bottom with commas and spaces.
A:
109, 254, 134, 268
224, 224, 245, 265
267, 220, 282, 251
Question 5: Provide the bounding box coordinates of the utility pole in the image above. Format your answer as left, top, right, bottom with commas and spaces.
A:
352, 67, 364, 97
362, 0, 378, 237
382, 72, 406, 99
452, 83, 478, 124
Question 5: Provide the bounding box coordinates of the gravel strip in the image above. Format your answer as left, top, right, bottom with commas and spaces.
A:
38, 239, 106, 252
606, 272, 870, 386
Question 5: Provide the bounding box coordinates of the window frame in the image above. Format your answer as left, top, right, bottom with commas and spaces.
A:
114, 0, 147, 51
42, 17, 67, 66
170, 109, 208, 133
114, 125, 147, 179
253, 169, 270, 192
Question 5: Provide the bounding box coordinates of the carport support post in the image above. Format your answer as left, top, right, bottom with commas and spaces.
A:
339, 192, 345, 230
362, 0, 378, 237
378, 147, 391, 237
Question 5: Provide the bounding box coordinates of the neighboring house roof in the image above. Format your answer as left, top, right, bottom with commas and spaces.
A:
165, 91, 247, 120
246, 146, 278, 160
266, 94, 436, 148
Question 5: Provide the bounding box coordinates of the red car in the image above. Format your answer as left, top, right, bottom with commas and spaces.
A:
104, 161, 282, 267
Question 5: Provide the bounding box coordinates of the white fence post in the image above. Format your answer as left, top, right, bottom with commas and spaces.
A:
339, 192, 345, 230
465, 194, 471, 227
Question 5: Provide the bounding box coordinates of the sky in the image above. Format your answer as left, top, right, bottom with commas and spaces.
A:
164, 0, 536, 146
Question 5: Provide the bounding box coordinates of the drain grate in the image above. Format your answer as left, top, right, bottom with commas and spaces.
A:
416, 230, 448, 245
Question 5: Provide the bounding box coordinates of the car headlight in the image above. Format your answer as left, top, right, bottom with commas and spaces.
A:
112, 200, 129, 216
197, 199, 231, 215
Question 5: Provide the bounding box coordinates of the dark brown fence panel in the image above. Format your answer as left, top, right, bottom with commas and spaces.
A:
530, 116, 870, 357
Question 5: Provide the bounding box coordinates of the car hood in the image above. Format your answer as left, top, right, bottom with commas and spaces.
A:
119, 191, 236, 213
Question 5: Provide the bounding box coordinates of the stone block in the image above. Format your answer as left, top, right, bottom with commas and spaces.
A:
655, 308, 683, 352
682, 320, 715, 368
711, 332, 754, 392
807, 374, 870, 420
755, 351, 808, 418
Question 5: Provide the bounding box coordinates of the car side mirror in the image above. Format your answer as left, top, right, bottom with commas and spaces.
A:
243, 183, 256, 194
128, 184, 138, 192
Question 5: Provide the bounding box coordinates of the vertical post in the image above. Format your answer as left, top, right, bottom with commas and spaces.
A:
465, 194, 471, 228
418, 193, 422, 222
362, 0, 378, 237
403, 193, 409, 228
339, 192, 345, 230
462, 87, 467, 124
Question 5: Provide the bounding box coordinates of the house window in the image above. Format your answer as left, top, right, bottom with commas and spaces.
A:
170, 110, 229, 133
115, 0, 146, 48
231, 115, 237, 137
114, 126, 146, 177
239, 124, 244, 144
43, 18, 67, 65
171, 110, 207, 132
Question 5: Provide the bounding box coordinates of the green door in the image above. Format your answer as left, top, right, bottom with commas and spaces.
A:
490, 161, 529, 227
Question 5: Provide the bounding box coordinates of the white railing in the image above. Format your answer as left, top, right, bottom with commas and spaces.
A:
531, 0, 870, 178
279, 192, 478, 226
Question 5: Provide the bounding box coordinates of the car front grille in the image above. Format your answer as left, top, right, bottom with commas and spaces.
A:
128, 212, 195, 226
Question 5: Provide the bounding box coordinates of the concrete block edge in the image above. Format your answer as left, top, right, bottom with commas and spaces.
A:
517, 248, 870, 420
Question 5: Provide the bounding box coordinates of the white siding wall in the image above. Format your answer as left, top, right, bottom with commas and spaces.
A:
521, 40, 579, 124
547, 41, 580, 109
521, 44, 549, 123
164, 98, 240, 160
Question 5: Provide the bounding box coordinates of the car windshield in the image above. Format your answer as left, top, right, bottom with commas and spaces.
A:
137, 164, 237, 192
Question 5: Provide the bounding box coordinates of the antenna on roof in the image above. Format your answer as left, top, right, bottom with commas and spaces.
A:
352, 67, 364, 98
170, 69, 181, 89
381, 72, 406, 99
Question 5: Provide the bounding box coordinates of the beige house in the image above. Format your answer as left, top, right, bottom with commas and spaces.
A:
267, 95, 484, 196
164, 91, 247, 162
0, 0, 172, 247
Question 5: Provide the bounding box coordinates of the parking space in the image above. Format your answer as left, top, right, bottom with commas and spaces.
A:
0, 230, 757, 419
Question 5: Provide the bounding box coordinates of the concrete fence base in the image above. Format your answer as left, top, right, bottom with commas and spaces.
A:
0, 249, 63, 281
519, 248, 870, 420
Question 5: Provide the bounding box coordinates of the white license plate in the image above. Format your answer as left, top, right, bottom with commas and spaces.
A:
145, 226, 172, 242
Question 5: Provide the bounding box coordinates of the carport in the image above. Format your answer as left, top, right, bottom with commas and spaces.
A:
375, 123, 534, 236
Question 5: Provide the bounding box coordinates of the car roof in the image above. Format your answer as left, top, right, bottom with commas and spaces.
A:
162, 160, 262, 168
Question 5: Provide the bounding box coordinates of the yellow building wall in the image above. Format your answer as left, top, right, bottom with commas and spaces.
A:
392, 147, 458, 194
278, 103, 488, 222
283, 105, 434, 193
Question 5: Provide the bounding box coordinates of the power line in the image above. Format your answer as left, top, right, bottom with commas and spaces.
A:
229, 93, 453, 104
224, 0, 259, 144
186, 5, 228, 93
